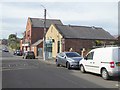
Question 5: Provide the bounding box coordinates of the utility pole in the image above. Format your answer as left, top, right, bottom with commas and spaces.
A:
43, 9, 46, 60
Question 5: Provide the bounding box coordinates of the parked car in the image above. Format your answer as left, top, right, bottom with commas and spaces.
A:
79, 47, 120, 80
2, 48, 9, 52
56, 52, 82, 69
14, 50, 23, 56
23, 51, 35, 59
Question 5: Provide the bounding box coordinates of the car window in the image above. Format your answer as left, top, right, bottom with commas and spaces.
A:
66, 52, 80, 57
59, 53, 65, 57
86, 52, 94, 60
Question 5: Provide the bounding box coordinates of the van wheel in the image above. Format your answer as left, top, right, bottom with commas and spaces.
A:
101, 69, 109, 80
66, 62, 71, 70
80, 65, 85, 73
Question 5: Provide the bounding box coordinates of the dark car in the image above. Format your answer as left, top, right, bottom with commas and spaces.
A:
56, 52, 82, 69
14, 50, 23, 56
23, 51, 35, 59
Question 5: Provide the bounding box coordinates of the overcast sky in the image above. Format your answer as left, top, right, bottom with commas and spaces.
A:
0, 0, 119, 39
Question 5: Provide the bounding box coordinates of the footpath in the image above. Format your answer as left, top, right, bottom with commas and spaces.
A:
37, 56, 56, 65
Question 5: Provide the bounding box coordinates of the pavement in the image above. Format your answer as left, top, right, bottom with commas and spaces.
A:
37, 56, 56, 65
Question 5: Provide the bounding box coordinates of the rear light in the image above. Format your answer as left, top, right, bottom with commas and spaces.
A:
110, 61, 115, 68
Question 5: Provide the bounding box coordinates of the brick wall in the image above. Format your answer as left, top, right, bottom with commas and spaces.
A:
65, 39, 94, 54
30, 27, 49, 45
31, 27, 43, 44
65, 39, 115, 55
25, 18, 49, 45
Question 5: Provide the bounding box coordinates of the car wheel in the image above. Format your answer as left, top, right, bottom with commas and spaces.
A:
80, 65, 85, 73
56, 62, 60, 67
66, 62, 71, 70
56, 59, 60, 67
101, 69, 109, 80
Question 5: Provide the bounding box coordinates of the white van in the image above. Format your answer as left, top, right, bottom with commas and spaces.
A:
79, 47, 120, 80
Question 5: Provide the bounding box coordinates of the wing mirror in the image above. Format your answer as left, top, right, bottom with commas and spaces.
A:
61, 55, 66, 59
63, 56, 66, 59
84, 56, 88, 60
64, 56, 66, 59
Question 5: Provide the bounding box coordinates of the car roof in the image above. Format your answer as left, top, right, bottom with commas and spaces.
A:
92, 46, 119, 51
59, 52, 79, 54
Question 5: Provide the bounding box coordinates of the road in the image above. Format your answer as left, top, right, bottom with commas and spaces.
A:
1, 45, 120, 89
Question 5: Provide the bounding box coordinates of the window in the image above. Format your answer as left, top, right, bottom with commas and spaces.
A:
86, 52, 94, 60
66, 52, 80, 57
59, 53, 65, 57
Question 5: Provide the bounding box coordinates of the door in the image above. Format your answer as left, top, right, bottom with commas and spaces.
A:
84, 52, 94, 72
60, 53, 67, 66
58, 53, 64, 65
38, 48, 43, 57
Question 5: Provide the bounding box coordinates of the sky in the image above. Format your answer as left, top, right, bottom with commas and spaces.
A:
0, 0, 119, 39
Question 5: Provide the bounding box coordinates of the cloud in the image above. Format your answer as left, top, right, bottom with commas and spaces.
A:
0, 1, 118, 39
2, 3, 44, 19
1, 0, 119, 2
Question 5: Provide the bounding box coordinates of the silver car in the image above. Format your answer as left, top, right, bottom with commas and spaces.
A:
56, 52, 82, 69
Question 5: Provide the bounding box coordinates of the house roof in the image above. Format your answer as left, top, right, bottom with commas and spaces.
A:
29, 17, 63, 28
32, 39, 43, 46
54, 24, 115, 40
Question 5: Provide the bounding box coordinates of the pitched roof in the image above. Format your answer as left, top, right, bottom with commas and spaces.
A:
32, 39, 43, 46
54, 24, 115, 40
29, 17, 63, 28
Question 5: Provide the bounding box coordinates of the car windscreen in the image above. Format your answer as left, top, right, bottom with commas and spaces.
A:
66, 52, 80, 57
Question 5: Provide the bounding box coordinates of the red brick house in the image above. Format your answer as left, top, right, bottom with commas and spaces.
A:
20, 17, 63, 57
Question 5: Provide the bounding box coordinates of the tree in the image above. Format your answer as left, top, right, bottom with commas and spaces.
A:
8, 34, 17, 41
8, 34, 20, 50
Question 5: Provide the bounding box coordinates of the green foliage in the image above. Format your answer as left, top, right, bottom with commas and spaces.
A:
8, 34, 20, 50
95, 40, 104, 46
8, 34, 17, 41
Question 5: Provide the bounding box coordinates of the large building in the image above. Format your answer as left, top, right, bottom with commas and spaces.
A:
45, 24, 115, 58
20, 17, 63, 57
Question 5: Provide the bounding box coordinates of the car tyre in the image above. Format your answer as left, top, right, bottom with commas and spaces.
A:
66, 62, 71, 70
56, 62, 60, 67
80, 65, 85, 73
56, 60, 60, 67
101, 69, 109, 80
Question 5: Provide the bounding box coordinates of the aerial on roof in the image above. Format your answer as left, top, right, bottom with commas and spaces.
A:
54, 24, 115, 40
29, 17, 63, 28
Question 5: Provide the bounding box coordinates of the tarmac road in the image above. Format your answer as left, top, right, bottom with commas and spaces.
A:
1, 45, 120, 89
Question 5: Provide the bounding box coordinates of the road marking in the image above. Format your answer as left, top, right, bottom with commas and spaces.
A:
115, 84, 119, 87
2, 67, 39, 71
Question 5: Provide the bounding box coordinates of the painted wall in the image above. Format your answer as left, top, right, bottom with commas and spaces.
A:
46, 24, 63, 58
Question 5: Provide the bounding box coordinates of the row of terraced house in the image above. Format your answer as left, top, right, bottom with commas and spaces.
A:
20, 17, 116, 59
